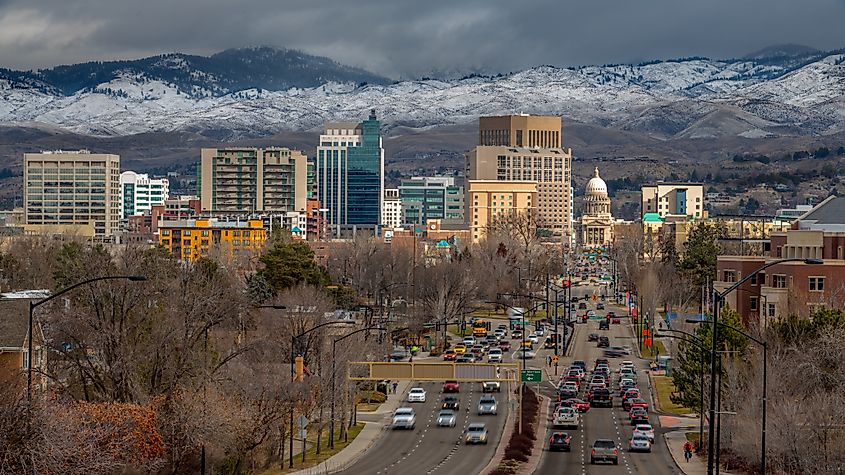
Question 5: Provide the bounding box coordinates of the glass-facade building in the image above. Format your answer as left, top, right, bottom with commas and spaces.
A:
316, 110, 385, 229
399, 176, 464, 226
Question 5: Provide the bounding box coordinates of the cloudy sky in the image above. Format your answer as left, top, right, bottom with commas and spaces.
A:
1, 0, 844, 78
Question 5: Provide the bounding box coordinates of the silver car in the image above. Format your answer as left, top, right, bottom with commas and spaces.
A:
477, 395, 498, 415
391, 407, 416, 430
628, 434, 652, 452
464, 423, 488, 444
437, 410, 457, 427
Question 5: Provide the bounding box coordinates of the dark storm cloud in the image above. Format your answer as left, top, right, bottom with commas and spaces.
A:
1, 0, 843, 77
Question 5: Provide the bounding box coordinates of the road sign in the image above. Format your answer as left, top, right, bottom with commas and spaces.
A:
552, 355, 560, 364
591, 294, 598, 301
298, 416, 308, 428
299, 429, 307, 439
521, 369, 542, 383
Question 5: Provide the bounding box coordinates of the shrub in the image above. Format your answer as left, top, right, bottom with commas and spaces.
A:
355, 390, 386, 404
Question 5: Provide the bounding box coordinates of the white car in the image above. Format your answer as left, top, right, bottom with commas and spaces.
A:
628, 434, 652, 452
488, 352, 503, 363
463, 336, 476, 346
512, 349, 536, 360
392, 407, 416, 430
407, 387, 426, 403
527, 333, 540, 344
633, 424, 655, 442
552, 406, 579, 429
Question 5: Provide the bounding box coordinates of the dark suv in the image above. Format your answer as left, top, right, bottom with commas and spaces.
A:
589, 388, 613, 408
597, 336, 610, 348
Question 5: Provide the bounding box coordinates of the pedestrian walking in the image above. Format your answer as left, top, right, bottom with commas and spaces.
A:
392, 382, 398, 394
547, 355, 552, 366
683, 441, 693, 462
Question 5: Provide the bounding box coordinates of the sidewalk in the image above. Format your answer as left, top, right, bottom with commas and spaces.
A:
664, 430, 734, 474
286, 379, 413, 475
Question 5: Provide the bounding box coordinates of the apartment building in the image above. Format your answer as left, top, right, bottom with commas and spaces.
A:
466, 146, 572, 237
466, 180, 537, 243
399, 176, 464, 226
198, 147, 308, 215
24, 150, 121, 238
715, 196, 845, 326
316, 110, 384, 232
158, 218, 267, 261
120, 171, 169, 219
641, 182, 705, 219
382, 189, 401, 229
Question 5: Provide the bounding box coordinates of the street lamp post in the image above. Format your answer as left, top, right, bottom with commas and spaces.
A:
330, 326, 386, 449
656, 328, 708, 452
290, 319, 355, 468
27, 275, 147, 402
703, 257, 821, 475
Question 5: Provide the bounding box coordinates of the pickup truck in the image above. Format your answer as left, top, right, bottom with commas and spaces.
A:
482, 381, 501, 392
552, 407, 579, 429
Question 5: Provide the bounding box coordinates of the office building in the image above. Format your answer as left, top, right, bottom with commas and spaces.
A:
580, 167, 614, 248
466, 144, 572, 238
316, 110, 385, 233
198, 147, 308, 215
479, 114, 561, 148
24, 150, 121, 238
382, 189, 401, 229
399, 176, 465, 226
120, 171, 169, 219
467, 180, 537, 243
641, 182, 705, 220
158, 218, 267, 261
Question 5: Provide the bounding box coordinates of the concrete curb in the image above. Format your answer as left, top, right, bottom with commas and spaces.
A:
480, 383, 518, 475
663, 429, 735, 475
517, 394, 551, 475
285, 421, 381, 475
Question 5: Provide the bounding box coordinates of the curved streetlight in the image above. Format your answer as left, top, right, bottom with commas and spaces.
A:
27, 275, 146, 401
329, 326, 387, 449
703, 257, 820, 474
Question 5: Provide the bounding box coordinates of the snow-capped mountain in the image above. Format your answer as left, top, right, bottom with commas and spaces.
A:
1, 47, 843, 139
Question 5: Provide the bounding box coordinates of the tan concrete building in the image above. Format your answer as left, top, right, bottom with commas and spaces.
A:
641, 182, 705, 220
479, 114, 561, 148
466, 146, 572, 238
199, 147, 308, 215
580, 167, 614, 248
467, 180, 537, 242
24, 150, 121, 238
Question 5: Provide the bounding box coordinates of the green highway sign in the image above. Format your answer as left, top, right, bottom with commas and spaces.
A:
521, 369, 542, 383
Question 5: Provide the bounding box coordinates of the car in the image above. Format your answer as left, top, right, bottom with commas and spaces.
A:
597, 303, 605, 310
497, 323, 508, 330
407, 387, 426, 403
612, 316, 621, 324
598, 320, 609, 330
488, 349, 503, 363
562, 398, 590, 412
456, 354, 475, 363
548, 432, 572, 451
437, 410, 457, 427
594, 358, 609, 368
511, 330, 523, 340
622, 388, 641, 403
478, 395, 498, 415
552, 406, 579, 428
527, 333, 540, 344
563, 376, 581, 388
482, 381, 501, 392
633, 424, 655, 442
629, 407, 649, 425
443, 381, 460, 393
498, 340, 512, 351
620, 360, 635, 369
629, 434, 652, 452
494, 329, 507, 338
392, 407, 416, 430
607, 311, 616, 319
629, 398, 649, 411
471, 345, 484, 356
560, 381, 578, 392
464, 423, 488, 444
390, 348, 409, 361
443, 350, 457, 361
442, 396, 460, 411
462, 336, 476, 346
567, 369, 583, 380
590, 439, 619, 465
454, 344, 467, 355
587, 333, 601, 342
513, 348, 536, 360
572, 360, 587, 370
587, 310, 597, 318
558, 387, 578, 400
597, 337, 610, 348
609, 346, 632, 356
589, 388, 613, 408
603, 348, 624, 357
578, 302, 587, 310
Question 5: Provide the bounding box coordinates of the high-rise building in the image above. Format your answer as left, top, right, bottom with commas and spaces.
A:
466, 144, 572, 238
641, 182, 705, 220
467, 180, 537, 243
382, 189, 401, 229
316, 110, 384, 232
120, 171, 169, 219
479, 114, 561, 148
24, 150, 121, 237
198, 147, 308, 215
399, 176, 465, 226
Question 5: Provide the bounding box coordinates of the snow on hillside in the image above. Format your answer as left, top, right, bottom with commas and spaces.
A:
1, 54, 844, 138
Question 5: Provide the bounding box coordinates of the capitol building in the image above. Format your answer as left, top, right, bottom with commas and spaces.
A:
580, 167, 614, 248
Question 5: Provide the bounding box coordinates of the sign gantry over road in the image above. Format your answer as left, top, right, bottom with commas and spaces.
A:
521, 369, 542, 383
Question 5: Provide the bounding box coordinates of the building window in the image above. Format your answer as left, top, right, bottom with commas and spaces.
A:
750, 297, 758, 311
772, 275, 787, 288
723, 270, 736, 282
161, 230, 170, 236
809, 277, 825, 292
767, 303, 776, 318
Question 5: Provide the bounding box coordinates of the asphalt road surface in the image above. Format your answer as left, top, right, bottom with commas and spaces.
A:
338, 355, 511, 474
533, 294, 680, 475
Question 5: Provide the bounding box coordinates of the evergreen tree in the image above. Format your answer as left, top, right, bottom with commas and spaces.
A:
255, 238, 330, 295
678, 222, 721, 290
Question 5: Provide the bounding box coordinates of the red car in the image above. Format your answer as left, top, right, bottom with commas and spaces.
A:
499, 341, 512, 351
563, 398, 591, 412
443, 350, 457, 361
628, 398, 649, 411
443, 381, 460, 393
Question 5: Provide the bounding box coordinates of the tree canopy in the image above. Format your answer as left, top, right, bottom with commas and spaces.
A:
255, 239, 330, 296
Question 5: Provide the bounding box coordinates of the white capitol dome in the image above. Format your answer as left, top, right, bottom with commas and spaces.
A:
585, 167, 608, 196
